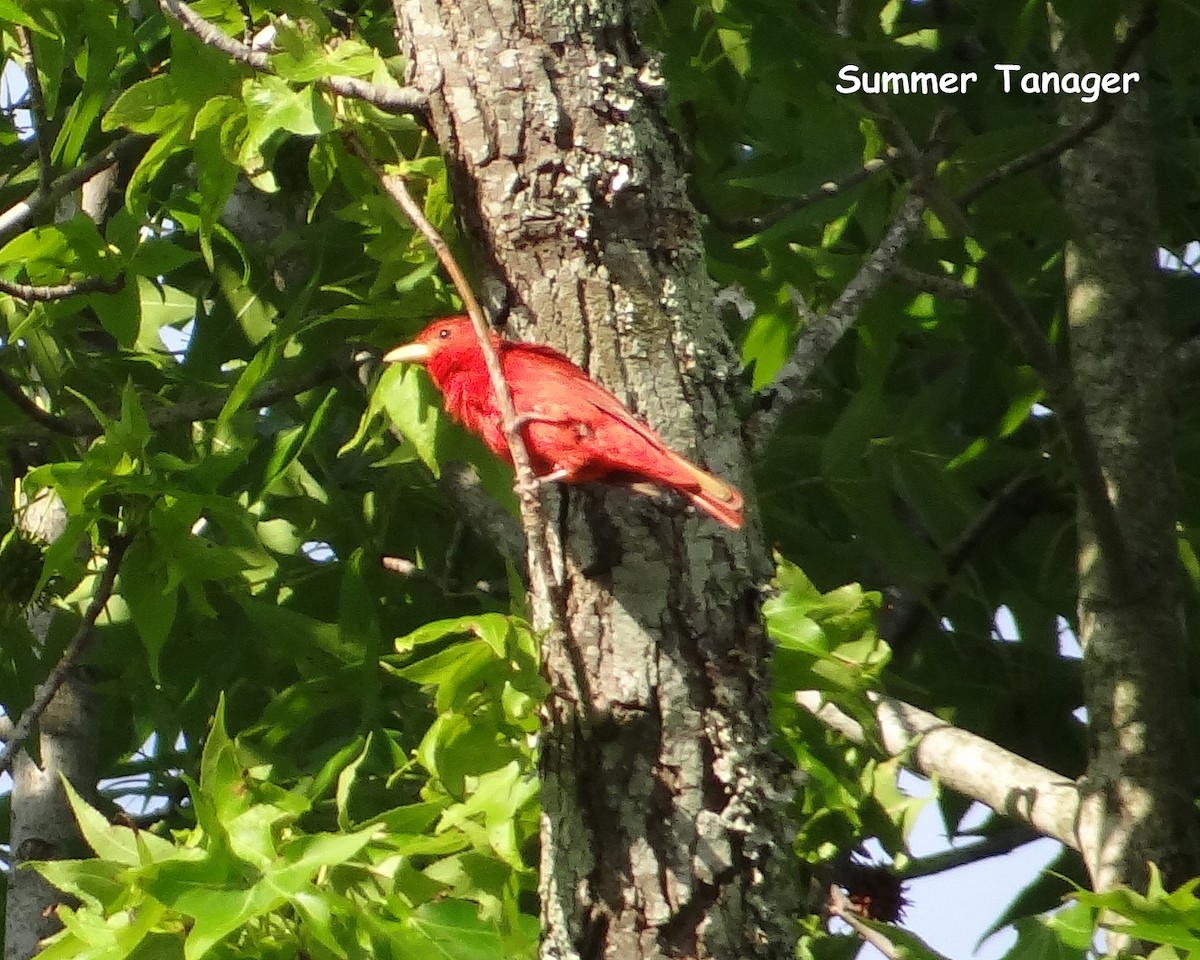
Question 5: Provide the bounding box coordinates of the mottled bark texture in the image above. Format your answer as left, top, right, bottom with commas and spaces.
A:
1053, 19, 1200, 898
392, 1, 798, 957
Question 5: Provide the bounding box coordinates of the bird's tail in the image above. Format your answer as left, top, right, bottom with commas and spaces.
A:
676, 457, 745, 529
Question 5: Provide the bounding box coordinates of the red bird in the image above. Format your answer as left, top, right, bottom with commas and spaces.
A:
384, 316, 744, 528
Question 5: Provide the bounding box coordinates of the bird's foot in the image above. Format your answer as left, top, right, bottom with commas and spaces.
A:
510, 411, 561, 433
514, 468, 567, 497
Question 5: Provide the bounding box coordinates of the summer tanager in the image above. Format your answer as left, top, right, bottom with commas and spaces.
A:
384, 316, 744, 528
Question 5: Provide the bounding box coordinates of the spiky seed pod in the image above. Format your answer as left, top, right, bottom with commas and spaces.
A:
841, 861, 909, 923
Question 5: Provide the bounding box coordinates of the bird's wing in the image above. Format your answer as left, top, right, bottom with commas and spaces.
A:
504, 343, 674, 450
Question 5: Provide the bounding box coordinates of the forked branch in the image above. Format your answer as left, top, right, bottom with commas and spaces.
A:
158, 0, 428, 114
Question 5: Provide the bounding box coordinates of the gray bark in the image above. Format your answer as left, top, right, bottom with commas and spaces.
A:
4, 162, 119, 960
1053, 12, 1200, 904
392, 1, 799, 957
4, 498, 96, 960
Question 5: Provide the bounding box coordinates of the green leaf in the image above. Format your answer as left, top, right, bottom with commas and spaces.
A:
59, 778, 180, 866
402, 900, 525, 960
335, 732, 373, 831
199, 696, 249, 821
103, 75, 191, 134
260, 387, 337, 494
395, 614, 515, 654
377, 364, 445, 476
137, 280, 197, 351
120, 537, 179, 681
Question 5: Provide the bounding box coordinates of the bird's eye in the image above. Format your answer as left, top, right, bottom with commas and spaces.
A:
438, 327, 451, 339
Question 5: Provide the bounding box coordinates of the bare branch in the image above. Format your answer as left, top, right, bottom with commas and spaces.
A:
880, 474, 1043, 651
843, 86, 1134, 590
746, 191, 926, 448
720, 148, 903, 235
158, 0, 428, 114
16, 27, 52, 192
796, 690, 1083, 851
835, 0, 856, 37
381, 553, 508, 598
323, 75, 430, 114
959, 110, 1113, 210
891, 263, 974, 301
160, 0, 268, 67
148, 356, 349, 430
957, 0, 1157, 206
0, 275, 125, 302
0, 366, 77, 436
974, 258, 1131, 584
0, 534, 132, 777
0, 133, 149, 245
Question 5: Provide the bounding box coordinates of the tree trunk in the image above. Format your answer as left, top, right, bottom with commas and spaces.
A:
392, 1, 799, 957
1053, 10, 1200, 910
4, 495, 95, 960
4, 160, 123, 960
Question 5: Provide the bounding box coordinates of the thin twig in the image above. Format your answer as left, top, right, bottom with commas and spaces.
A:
0, 534, 132, 777
16, 27, 52, 193
346, 137, 563, 632
0, 274, 125, 302
384, 170, 562, 608
958, 109, 1112, 210
381, 555, 508, 598
0, 366, 77, 436
957, 0, 1158, 206
891, 264, 974, 301
839, 80, 1134, 590
719, 148, 903, 236
827, 886, 900, 960
974, 257, 1130, 585
0, 133, 148, 245
880, 475, 1043, 652
158, 0, 428, 115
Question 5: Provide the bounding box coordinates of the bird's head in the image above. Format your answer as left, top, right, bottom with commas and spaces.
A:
383, 315, 497, 384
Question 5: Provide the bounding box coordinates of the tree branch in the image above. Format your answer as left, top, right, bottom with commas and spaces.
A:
796, 690, 1082, 851
0, 534, 132, 778
718, 147, 903, 235
0, 133, 149, 245
827, 886, 901, 960
880, 474, 1044, 651
16, 26, 52, 193
891, 263, 974, 301
843, 87, 1134, 589
973, 258, 1131, 585
0, 274, 125, 302
158, 0, 428, 115
957, 1, 1158, 207
896, 825, 1040, 880
746, 191, 927, 449
348, 139, 564, 638
0, 366, 78, 437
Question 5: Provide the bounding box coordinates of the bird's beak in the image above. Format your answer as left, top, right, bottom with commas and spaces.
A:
383, 343, 431, 364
